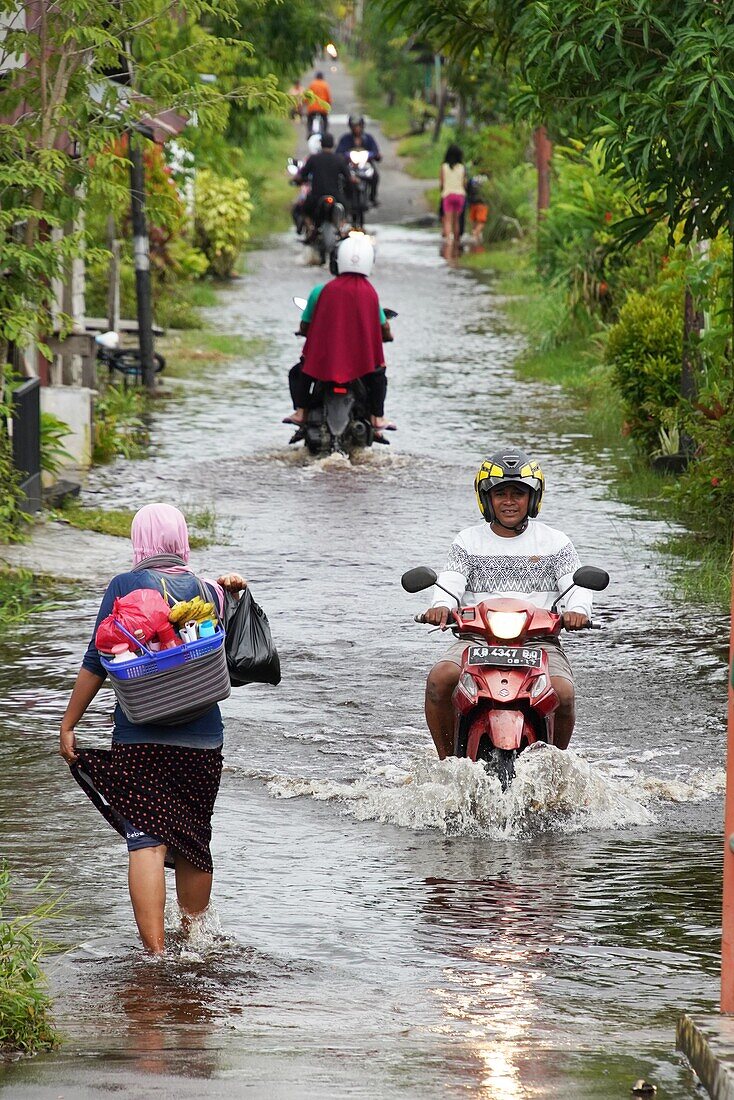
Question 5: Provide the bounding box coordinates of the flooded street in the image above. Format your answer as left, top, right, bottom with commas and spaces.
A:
0, 66, 730, 1099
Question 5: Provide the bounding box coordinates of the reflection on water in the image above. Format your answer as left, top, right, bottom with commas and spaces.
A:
0, 211, 726, 1098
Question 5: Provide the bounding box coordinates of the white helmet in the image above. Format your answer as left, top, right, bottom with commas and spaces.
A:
307, 133, 322, 156
336, 232, 374, 276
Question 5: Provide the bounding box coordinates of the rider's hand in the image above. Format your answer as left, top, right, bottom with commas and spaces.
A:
382, 323, 393, 342
217, 573, 248, 593
563, 611, 590, 630
420, 606, 451, 629
59, 725, 78, 766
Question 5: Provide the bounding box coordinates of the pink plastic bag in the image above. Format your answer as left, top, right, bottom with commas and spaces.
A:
96, 588, 173, 653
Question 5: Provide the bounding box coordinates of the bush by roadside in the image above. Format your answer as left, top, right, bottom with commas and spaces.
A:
0, 864, 59, 1056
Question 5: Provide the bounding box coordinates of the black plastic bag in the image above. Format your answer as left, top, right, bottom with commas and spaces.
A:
224, 588, 281, 687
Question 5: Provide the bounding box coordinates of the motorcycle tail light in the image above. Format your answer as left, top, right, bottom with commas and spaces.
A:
530, 673, 548, 699
333, 387, 348, 393
459, 672, 478, 702
487, 611, 527, 639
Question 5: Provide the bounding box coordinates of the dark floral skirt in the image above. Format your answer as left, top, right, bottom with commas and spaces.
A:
71, 742, 223, 873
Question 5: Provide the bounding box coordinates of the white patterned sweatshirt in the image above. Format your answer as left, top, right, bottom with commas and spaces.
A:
431, 519, 592, 617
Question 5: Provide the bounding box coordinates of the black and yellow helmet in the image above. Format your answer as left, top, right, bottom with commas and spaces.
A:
475, 448, 545, 523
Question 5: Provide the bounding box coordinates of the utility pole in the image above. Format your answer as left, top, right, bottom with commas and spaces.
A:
128, 131, 156, 392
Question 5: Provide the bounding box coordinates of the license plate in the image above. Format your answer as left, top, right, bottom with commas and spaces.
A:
466, 645, 543, 669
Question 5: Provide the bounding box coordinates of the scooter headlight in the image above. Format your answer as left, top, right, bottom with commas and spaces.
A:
530, 673, 548, 699
459, 672, 478, 702
487, 611, 527, 640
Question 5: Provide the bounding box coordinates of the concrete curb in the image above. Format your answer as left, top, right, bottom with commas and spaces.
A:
677, 1013, 734, 1099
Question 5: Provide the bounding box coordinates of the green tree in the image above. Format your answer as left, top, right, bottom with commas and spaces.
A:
385, 0, 734, 244
0, 0, 286, 358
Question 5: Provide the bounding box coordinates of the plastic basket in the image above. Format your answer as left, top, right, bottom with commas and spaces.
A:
101, 620, 224, 681
100, 619, 230, 725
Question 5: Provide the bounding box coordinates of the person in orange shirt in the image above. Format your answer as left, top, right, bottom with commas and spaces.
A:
306, 71, 332, 135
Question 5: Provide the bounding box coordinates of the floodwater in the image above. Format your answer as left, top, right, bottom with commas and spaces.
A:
0, 69, 730, 1100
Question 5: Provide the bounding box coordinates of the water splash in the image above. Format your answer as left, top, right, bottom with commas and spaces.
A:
267, 745, 658, 837
162, 903, 229, 961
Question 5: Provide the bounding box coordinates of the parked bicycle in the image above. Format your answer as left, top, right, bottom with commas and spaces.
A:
95, 331, 165, 387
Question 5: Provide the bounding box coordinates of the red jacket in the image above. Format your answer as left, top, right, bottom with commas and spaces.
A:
302, 274, 384, 384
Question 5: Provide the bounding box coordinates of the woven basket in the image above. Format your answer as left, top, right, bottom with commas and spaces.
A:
101, 622, 230, 725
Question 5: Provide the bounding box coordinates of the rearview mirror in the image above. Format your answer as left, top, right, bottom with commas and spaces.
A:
293, 296, 308, 312
401, 566, 437, 593
572, 566, 609, 592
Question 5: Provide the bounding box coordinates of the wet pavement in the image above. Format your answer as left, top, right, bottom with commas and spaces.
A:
0, 62, 729, 1099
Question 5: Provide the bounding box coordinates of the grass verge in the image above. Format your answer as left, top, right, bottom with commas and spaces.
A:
396, 133, 443, 181
159, 330, 267, 380
0, 567, 63, 626
244, 117, 298, 245
658, 534, 733, 609
350, 61, 413, 139
52, 503, 217, 548
0, 864, 60, 1056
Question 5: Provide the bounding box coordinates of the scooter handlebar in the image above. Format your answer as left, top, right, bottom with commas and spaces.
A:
412, 614, 602, 632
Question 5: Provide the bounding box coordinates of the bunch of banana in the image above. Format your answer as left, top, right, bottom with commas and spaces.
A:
169, 596, 215, 624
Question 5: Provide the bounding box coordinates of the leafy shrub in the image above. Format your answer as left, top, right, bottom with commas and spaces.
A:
484, 162, 535, 242
672, 379, 734, 547
462, 124, 527, 179
194, 170, 253, 279
604, 290, 682, 450
40, 413, 73, 476
536, 142, 668, 338
0, 864, 58, 1054
0, 373, 27, 542
93, 384, 149, 464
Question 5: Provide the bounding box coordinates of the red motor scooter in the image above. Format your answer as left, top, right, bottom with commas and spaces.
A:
401, 565, 609, 789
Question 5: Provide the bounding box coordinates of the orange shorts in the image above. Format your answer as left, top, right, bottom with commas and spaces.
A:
470, 203, 488, 224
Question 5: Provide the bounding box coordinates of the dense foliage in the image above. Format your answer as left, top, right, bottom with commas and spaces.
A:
0, 864, 58, 1054
194, 170, 253, 278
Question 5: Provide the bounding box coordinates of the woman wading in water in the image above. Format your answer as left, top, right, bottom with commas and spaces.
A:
59, 503, 246, 954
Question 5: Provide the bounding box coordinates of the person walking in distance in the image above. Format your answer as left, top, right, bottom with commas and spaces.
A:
440, 144, 467, 255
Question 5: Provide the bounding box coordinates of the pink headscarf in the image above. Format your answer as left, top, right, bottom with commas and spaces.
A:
131, 503, 190, 566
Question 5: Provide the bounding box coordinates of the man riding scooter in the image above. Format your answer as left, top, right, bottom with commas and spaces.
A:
296, 133, 351, 239
336, 115, 381, 206
283, 233, 395, 437
419, 449, 592, 759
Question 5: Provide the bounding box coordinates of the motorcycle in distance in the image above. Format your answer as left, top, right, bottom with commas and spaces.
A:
401, 563, 610, 789
286, 158, 347, 267
287, 295, 398, 457
287, 157, 308, 235
347, 149, 375, 229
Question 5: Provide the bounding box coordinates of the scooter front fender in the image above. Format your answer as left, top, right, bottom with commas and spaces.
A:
466, 709, 525, 757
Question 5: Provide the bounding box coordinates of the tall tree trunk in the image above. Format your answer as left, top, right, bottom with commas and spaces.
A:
457, 94, 466, 130
432, 86, 447, 144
